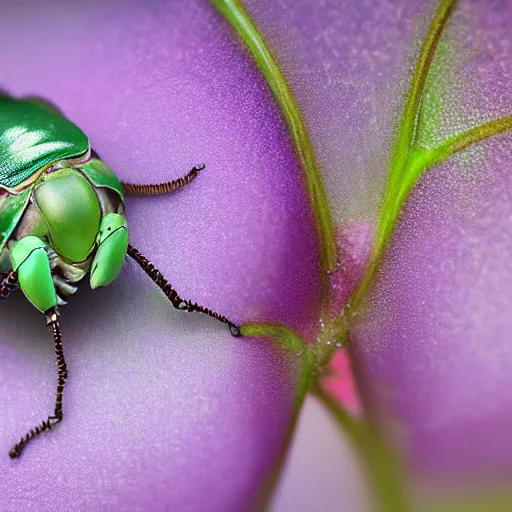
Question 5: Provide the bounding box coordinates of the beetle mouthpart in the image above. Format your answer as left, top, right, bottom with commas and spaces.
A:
52, 274, 78, 297
57, 296, 68, 307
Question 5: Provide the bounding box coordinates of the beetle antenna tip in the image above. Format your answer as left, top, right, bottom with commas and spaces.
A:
230, 324, 242, 337
9, 446, 21, 459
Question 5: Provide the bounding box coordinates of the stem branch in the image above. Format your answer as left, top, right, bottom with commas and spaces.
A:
312, 382, 410, 512
212, 0, 338, 283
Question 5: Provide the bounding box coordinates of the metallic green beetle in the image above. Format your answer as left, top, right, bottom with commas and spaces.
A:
0, 95, 240, 459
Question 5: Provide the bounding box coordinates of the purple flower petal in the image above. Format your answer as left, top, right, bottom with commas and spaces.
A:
348, 0, 512, 492
244, 0, 437, 226
246, 0, 512, 499
352, 135, 512, 481
0, 1, 321, 510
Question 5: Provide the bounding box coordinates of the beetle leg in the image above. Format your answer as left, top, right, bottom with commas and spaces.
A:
121, 164, 205, 196
10, 236, 58, 313
9, 308, 68, 458
0, 270, 18, 299
127, 244, 241, 337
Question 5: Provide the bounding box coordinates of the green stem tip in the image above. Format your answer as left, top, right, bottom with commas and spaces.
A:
212, 0, 338, 283
353, 0, 512, 312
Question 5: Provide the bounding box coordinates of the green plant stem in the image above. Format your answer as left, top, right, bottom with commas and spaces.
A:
351, 0, 512, 314
376, 0, 456, 278
212, 0, 338, 285
240, 322, 316, 511
241, 323, 315, 411
425, 115, 512, 168
395, 115, 512, 210
312, 382, 410, 512
389, 0, 456, 184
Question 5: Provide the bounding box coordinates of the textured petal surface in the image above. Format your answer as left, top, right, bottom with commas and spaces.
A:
245, 0, 437, 225
348, 0, 512, 485
0, 1, 321, 511
246, 0, 512, 490
352, 136, 512, 480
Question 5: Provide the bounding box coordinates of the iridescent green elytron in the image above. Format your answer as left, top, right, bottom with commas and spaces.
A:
0, 96, 240, 459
